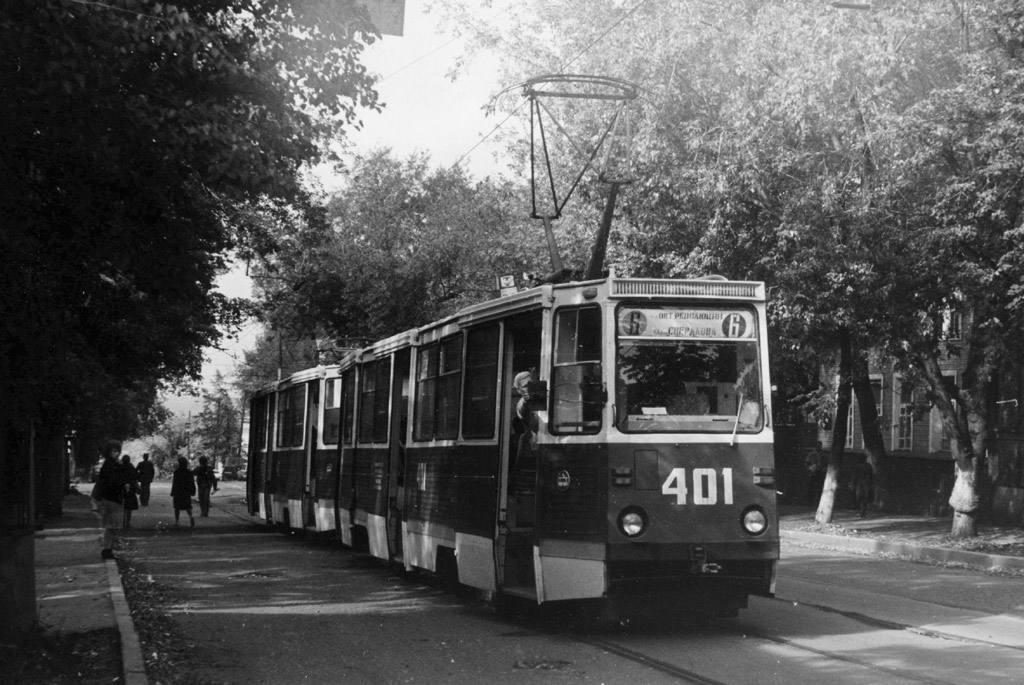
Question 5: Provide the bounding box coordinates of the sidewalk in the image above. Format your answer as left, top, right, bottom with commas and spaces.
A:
34, 491, 148, 685
780, 504, 1024, 574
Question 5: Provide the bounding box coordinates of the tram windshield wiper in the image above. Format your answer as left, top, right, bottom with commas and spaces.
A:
730, 391, 744, 447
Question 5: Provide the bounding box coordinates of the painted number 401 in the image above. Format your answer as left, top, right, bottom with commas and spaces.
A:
661, 468, 734, 505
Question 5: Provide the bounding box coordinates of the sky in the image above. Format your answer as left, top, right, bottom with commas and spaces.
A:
166, 1, 512, 417
338, 0, 513, 182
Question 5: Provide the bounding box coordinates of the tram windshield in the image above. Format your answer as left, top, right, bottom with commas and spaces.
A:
616, 305, 763, 434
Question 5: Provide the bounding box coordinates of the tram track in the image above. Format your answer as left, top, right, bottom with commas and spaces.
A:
773, 592, 1024, 653
220, 494, 1021, 683
569, 632, 730, 685
550, 588, 1022, 685
728, 624, 975, 685
570, 618, 979, 685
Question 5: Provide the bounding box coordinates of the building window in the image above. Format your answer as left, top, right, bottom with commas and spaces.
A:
870, 375, 883, 418
845, 387, 855, 449
942, 309, 962, 341
894, 376, 914, 451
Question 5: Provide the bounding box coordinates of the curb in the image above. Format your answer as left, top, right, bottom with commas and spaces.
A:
783, 530, 1024, 574
104, 559, 149, 685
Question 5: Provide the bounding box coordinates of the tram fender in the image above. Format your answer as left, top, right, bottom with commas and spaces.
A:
535, 540, 606, 602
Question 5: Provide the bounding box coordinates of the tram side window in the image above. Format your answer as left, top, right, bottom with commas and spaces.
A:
275, 385, 306, 448
341, 370, 356, 445
253, 396, 269, 450
552, 306, 603, 434
414, 335, 463, 441
359, 359, 392, 444
323, 379, 341, 445
463, 325, 500, 439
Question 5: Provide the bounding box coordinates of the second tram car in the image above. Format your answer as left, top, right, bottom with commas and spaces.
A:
247, 275, 779, 617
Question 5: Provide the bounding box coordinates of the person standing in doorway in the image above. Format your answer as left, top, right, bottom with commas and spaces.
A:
136, 453, 155, 506
170, 457, 196, 528
193, 456, 219, 517
91, 440, 126, 559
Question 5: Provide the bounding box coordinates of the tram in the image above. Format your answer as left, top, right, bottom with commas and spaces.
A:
247, 274, 778, 617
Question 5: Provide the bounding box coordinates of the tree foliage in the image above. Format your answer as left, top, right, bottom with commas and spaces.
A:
438, 0, 1024, 534
253, 149, 554, 344
0, 0, 379, 447
193, 372, 242, 467
233, 329, 320, 397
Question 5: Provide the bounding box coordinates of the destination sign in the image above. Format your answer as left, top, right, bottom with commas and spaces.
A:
617, 308, 756, 339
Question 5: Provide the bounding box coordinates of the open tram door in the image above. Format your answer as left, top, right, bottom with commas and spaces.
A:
496, 310, 544, 597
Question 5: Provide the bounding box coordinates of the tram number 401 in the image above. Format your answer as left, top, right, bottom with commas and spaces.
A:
661, 468, 734, 505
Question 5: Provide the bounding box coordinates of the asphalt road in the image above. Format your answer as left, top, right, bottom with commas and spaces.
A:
120, 482, 1024, 684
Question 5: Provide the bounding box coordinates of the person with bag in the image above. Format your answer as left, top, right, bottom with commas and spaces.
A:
170, 457, 196, 528
121, 454, 139, 529
193, 456, 219, 517
91, 440, 126, 560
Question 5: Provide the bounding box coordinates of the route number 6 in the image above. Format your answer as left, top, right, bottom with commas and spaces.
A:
661, 468, 734, 505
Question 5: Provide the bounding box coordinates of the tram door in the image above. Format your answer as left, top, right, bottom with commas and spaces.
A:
263, 394, 277, 523
498, 311, 542, 592
303, 381, 320, 529
387, 349, 410, 561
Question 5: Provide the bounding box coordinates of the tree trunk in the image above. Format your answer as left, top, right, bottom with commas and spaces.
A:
950, 458, 979, 537
916, 351, 982, 539
0, 422, 38, 644
816, 329, 852, 525
851, 350, 889, 510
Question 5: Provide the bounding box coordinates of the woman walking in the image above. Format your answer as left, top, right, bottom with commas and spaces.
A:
170, 457, 196, 528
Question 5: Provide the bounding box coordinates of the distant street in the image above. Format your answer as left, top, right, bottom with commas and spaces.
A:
120, 482, 1024, 684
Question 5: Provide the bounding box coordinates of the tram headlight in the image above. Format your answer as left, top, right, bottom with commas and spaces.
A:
617, 507, 648, 538
741, 506, 769, 536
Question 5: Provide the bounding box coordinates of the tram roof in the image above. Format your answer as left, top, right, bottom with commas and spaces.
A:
251, 276, 767, 397
606, 276, 765, 301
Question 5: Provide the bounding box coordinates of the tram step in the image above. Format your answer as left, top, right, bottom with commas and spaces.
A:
501, 584, 538, 601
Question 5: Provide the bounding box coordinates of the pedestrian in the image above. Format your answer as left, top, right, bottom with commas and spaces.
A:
171, 457, 196, 528
852, 454, 874, 518
193, 455, 219, 517
90, 440, 126, 560
137, 452, 155, 506
121, 454, 139, 529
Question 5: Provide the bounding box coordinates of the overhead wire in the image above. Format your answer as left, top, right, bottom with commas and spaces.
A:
453, 0, 651, 171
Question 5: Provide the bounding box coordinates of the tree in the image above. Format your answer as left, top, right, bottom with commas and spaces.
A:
148, 415, 192, 478
193, 372, 242, 469
0, 0, 379, 643
864, 13, 1024, 535
438, 0, 1024, 535
253, 149, 554, 343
